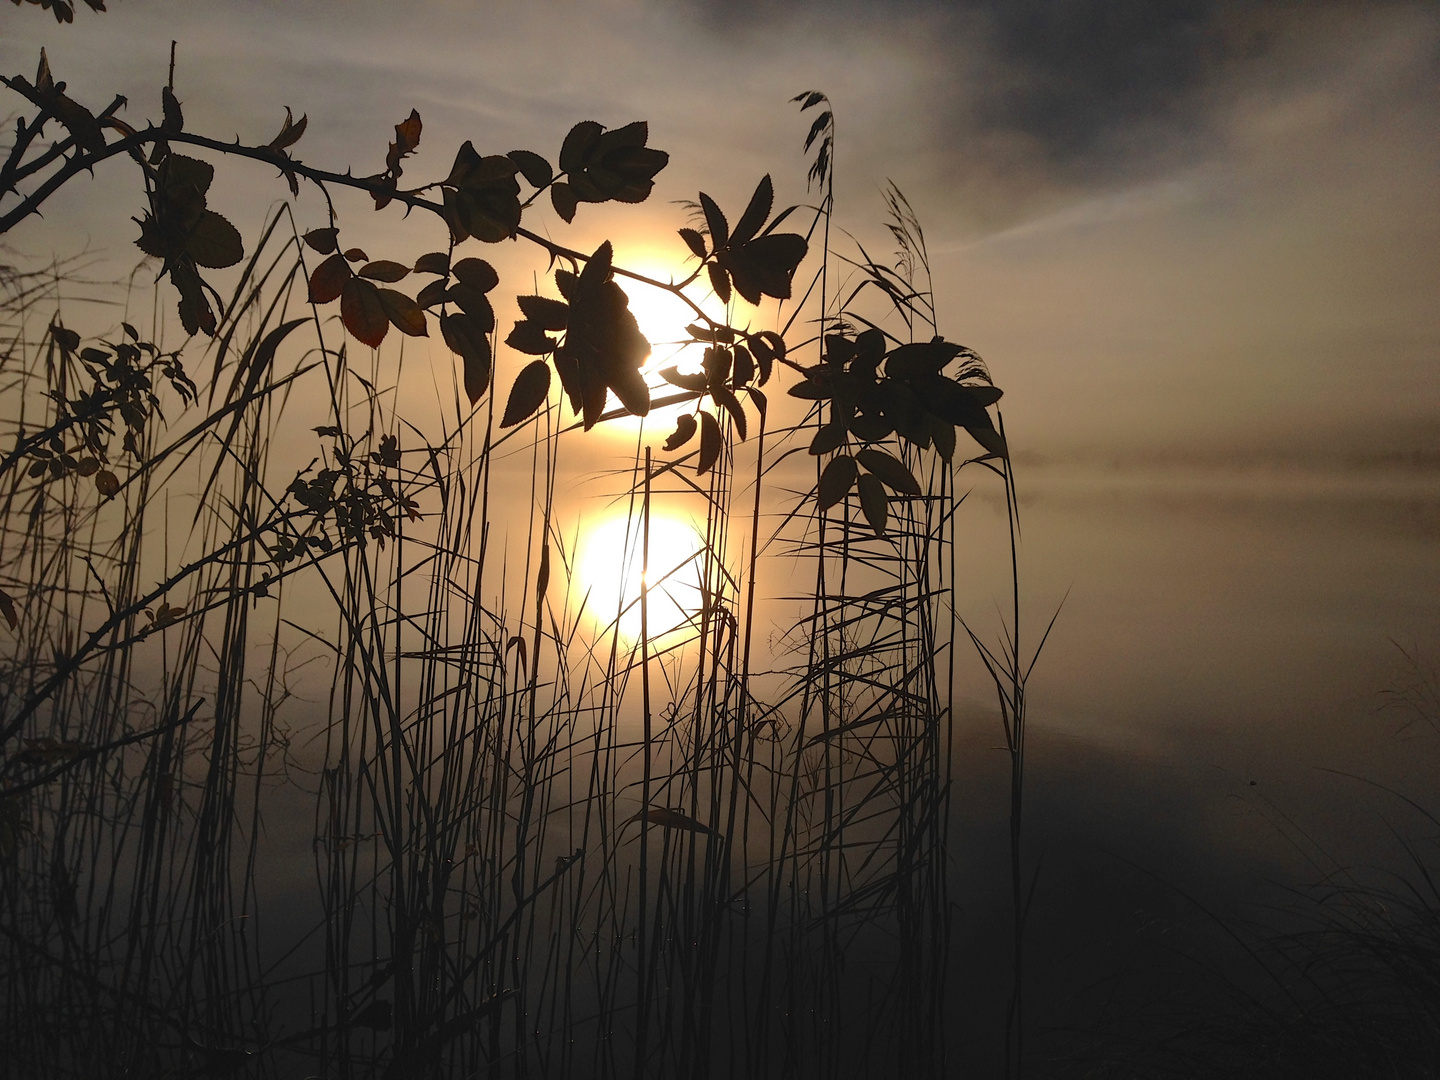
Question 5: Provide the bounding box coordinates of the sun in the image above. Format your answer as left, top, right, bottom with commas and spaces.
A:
574, 510, 705, 644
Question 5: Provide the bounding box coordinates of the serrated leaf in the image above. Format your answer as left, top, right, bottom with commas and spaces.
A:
731, 344, 755, 387
747, 386, 767, 422
856, 448, 921, 495
440, 313, 491, 404
270, 106, 307, 151
679, 228, 706, 260
186, 211, 243, 269
415, 278, 448, 309
341, 278, 388, 348
856, 473, 888, 537
608, 363, 650, 418
550, 181, 578, 223
660, 367, 708, 392
729, 175, 773, 248
697, 410, 722, 476
377, 289, 427, 337
698, 192, 728, 248
713, 384, 747, 441
516, 295, 569, 331
663, 413, 697, 452
413, 251, 449, 276
723, 233, 808, 305
359, 260, 409, 282
447, 283, 495, 330
505, 320, 557, 356
559, 120, 604, 174
451, 258, 499, 292
817, 454, 857, 510
508, 149, 553, 188
501, 360, 551, 427
308, 253, 350, 304
708, 263, 731, 305
303, 228, 338, 255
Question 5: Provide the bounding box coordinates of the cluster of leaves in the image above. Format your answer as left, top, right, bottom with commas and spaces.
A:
135, 152, 245, 335
790, 328, 1004, 536
10, 0, 105, 23
656, 324, 787, 476
279, 429, 419, 559
500, 241, 651, 430
12, 323, 197, 502
679, 175, 808, 307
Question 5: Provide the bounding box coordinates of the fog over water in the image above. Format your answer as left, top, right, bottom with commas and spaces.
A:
4, 1, 1438, 1071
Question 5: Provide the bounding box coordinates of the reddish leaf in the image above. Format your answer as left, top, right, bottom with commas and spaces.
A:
501, 360, 551, 427
343, 248, 368, 263
269, 106, 307, 150
697, 410, 722, 476
856, 473, 888, 537
817, 454, 857, 510
358, 260, 410, 282
856, 448, 921, 495
303, 228, 338, 255
376, 289, 427, 337
308, 253, 350, 304
663, 413, 697, 452
340, 278, 388, 348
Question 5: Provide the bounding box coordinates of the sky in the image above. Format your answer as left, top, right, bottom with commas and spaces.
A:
4, 0, 1438, 459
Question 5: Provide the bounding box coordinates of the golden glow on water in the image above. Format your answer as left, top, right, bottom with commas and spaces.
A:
574, 510, 706, 643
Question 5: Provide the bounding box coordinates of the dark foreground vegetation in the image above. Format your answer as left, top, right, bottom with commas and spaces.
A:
3, 6, 1437, 1078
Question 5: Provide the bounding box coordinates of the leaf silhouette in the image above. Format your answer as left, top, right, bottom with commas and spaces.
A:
678, 228, 706, 260
663, 413, 697, 451
721, 232, 808, 305
376, 289, 426, 337
817, 454, 857, 510
441, 313, 491, 405
809, 424, 846, 456
857, 472, 888, 536
729, 175, 773, 248
308, 253, 349, 305
699, 192, 728, 248
358, 260, 409, 282
303, 228, 338, 254
340, 278, 388, 348
507, 149, 553, 188
856, 448, 920, 495
502, 360, 551, 427
413, 251, 449, 276
452, 258, 499, 293
697, 410, 721, 475
637, 807, 713, 835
